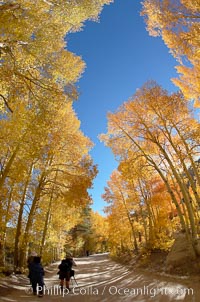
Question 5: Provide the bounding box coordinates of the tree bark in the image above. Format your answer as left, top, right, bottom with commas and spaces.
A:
14, 163, 33, 271
19, 172, 46, 268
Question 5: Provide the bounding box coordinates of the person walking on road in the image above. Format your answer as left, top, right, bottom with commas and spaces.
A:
58, 253, 76, 291
29, 256, 44, 297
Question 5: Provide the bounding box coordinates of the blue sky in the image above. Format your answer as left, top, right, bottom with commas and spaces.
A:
67, 0, 178, 215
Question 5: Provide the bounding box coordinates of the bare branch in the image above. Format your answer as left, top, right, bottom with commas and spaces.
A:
0, 94, 13, 113
0, 3, 20, 11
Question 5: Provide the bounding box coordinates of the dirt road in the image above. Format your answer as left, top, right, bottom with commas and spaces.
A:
0, 253, 199, 301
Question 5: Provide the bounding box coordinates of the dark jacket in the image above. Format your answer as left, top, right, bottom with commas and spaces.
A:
58, 258, 73, 279
29, 262, 44, 284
